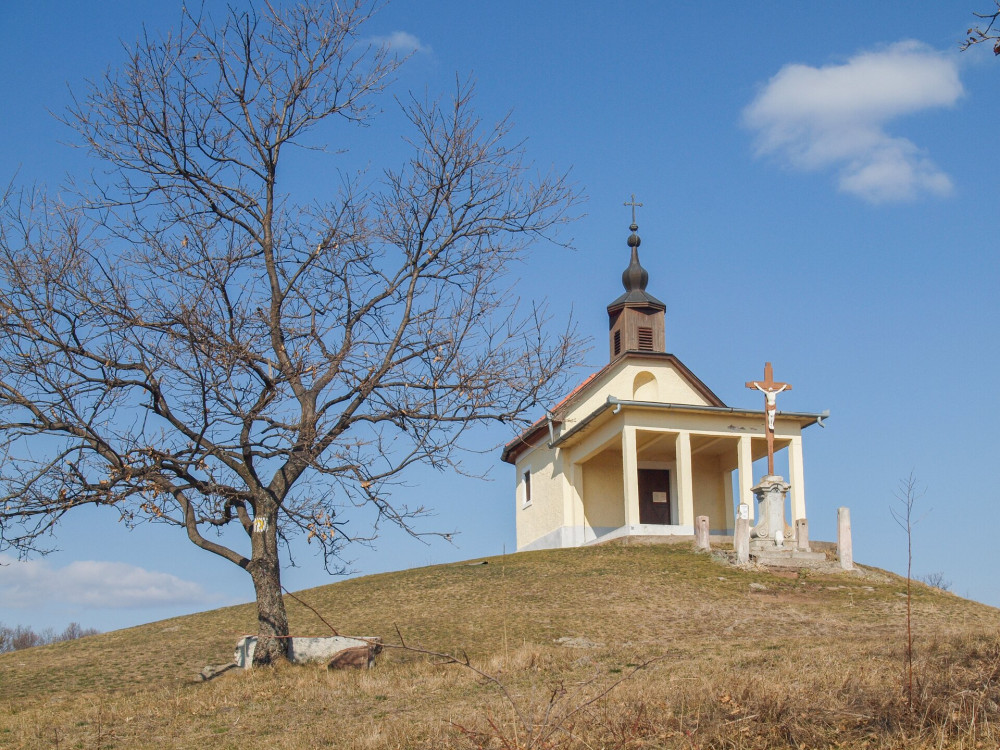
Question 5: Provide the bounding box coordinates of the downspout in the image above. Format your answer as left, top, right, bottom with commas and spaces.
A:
609, 395, 622, 415
545, 410, 556, 446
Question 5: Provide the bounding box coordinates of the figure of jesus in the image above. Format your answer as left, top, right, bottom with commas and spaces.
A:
750, 381, 789, 430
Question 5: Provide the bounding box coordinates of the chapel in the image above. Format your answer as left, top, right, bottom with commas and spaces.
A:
501, 211, 826, 551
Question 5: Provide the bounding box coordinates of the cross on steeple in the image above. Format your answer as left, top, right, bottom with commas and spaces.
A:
606, 196, 665, 360
745, 362, 793, 477
624, 194, 643, 226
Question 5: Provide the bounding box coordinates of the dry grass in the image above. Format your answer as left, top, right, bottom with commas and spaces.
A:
1, 543, 998, 748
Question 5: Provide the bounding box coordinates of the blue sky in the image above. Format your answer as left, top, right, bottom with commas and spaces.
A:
1, 2, 998, 632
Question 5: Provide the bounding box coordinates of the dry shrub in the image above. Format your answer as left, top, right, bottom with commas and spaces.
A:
444, 633, 1000, 750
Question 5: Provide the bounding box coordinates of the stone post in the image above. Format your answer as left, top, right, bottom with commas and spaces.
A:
734, 503, 750, 564
695, 515, 710, 551
795, 518, 810, 552
837, 507, 853, 571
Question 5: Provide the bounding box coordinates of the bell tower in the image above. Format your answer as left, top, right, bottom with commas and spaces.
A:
607, 197, 666, 361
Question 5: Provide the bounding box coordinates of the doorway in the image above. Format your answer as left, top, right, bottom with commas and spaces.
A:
638, 469, 671, 524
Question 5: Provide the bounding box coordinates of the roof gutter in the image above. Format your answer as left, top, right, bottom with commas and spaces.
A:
548, 396, 830, 449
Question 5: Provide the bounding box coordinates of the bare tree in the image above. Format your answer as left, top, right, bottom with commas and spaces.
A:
0, 1, 581, 664
890, 471, 925, 710
917, 571, 951, 591
0, 622, 99, 652
963, 2, 1000, 54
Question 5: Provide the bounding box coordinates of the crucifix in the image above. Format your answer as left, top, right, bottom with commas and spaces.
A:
624, 193, 643, 225
745, 362, 792, 476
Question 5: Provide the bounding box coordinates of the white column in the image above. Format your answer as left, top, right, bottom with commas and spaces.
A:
738, 434, 755, 522
569, 458, 586, 545
562, 455, 580, 546
788, 435, 806, 522
622, 426, 640, 528
723, 469, 735, 532
675, 431, 694, 527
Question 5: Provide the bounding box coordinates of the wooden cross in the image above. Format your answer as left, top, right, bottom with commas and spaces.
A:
745, 362, 792, 477
624, 194, 643, 225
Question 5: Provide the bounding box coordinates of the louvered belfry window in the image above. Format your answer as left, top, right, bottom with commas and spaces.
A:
637, 327, 654, 351
614, 330, 622, 355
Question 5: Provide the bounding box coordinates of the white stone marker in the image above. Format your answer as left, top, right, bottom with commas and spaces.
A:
695, 515, 711, 551
795, 518, 810, 551
837, 507, 853, 571
734, 503, 750, 564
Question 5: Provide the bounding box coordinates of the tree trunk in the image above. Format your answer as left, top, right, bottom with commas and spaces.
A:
248, 510, 290, 666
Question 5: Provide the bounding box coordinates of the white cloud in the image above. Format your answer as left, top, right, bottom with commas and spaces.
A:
370, 31, 431, 55
743, 41, 963, 203
0, 554, 217, 610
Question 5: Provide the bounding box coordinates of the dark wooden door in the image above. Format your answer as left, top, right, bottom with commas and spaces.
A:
638, 469, 671, 524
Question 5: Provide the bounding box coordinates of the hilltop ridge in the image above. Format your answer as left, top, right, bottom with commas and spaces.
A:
1, 542, 997, 748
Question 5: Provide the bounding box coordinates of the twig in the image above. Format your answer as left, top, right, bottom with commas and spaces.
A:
502, 544, 509, 667
383, 626, 533, 736
723, 713, 760, 724
282, 585, 340, 636
550, 657, 666, 730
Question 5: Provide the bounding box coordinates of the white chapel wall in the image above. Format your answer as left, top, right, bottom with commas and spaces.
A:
691, 454, 729, 531
564, 360, 712, 427
632, 371, 657, 400
581, 449, 625, 532
651, 365, 713, 406
514, 444, 567, 550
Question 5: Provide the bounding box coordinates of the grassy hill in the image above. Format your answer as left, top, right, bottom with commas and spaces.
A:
1, 541, 997, 749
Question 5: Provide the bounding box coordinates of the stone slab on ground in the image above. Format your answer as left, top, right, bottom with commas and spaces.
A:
612, 534, 697, 546
235, 635, 382, 669
752, 549, 828, 568
555, 636, 604, 649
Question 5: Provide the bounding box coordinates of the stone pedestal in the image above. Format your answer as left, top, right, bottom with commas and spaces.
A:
750, 475, 791, 551
749, 476, 825, 565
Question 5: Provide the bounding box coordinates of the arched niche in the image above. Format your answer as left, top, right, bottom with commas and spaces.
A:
632, 371, 658, 401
